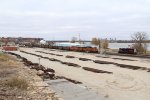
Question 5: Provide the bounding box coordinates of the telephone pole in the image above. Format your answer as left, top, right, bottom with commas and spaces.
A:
79, 33, 81, 43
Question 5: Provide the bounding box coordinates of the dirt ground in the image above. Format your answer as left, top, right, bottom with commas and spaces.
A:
13, 47, 150, 100
0, 52, 59, 100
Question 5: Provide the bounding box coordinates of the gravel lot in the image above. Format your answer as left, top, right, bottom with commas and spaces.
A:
9, 47, 150, 100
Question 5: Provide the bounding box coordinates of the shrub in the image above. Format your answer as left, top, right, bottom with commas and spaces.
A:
101, 39, 109, 49
131, 32, 149, 54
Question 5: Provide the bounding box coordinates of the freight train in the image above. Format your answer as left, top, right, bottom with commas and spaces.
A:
23, 42, 137, 54
23, 42, 99, 53
48, 43, 99, 53
49, 46, 99, 53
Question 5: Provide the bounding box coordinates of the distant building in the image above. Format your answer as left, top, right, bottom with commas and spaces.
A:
0, 37, 43, 45
18, 37, 43, 43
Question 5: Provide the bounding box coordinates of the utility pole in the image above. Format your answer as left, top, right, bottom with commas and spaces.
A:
38, 57, 41, 66
79, 33, 81, 44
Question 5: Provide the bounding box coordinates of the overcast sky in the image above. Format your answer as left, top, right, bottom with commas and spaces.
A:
0, 0, 150, 40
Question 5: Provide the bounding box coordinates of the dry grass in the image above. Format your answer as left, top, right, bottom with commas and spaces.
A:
0, 53, 17, 61
5, 77, 29, 90
0, 53, 59, 100
0, 54, 18, 69
0, 53, 28, 90
0, 70, 15, 78
6, 60, 18, 65
0, 53, 9, 61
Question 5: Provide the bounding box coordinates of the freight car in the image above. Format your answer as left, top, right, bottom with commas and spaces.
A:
118, 48, 137, 54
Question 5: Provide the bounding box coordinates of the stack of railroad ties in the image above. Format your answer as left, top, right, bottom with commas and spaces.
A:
2, 46, 18, 51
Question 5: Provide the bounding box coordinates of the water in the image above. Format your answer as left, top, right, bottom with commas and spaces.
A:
55, 42, 150, 51
85, 42, 150, 50
109, 43, 150, 50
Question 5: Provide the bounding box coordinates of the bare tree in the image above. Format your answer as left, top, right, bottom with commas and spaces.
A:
100, 39, 109, 55
91, 37, 101, 53
131, 32, 149, 54
101, 39, 109, 50
91, 38, 100, 46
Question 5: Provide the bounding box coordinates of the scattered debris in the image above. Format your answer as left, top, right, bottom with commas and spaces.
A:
44, 68, 55, 73
94, 60, 114, 64
36, 51, 62, 56
115, 63, 142, 70
79, 58, 91, 61
93, 60, 149, 71
56, 54, 63, 56
112, 58, 137, 61
9, 51, 150, 73
49, 58, 61, 62
7, 52, 56, 80
96, 56, 110, 58
61, 62, 81, 68
8, 51, 83, 85
82, 67, 113, 74
56, 76, 82, 84
66, 55, 75, 58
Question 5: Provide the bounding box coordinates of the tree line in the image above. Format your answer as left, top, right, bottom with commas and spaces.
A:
91, 32, 149, 54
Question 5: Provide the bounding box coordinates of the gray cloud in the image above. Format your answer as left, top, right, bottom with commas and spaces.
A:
0, 0, 150, 40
